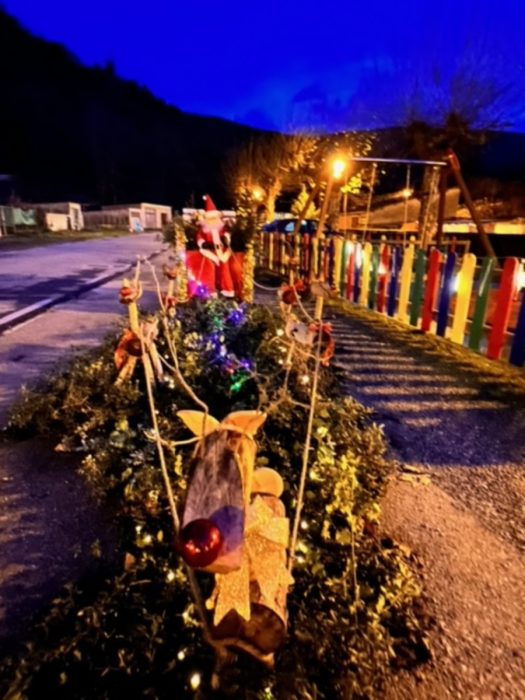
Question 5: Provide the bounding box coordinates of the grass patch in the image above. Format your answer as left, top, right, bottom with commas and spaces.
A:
328, 299, 525, 404
0, 229, 135, 252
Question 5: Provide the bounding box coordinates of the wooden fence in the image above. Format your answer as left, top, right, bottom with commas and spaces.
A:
257, 232, 525, 366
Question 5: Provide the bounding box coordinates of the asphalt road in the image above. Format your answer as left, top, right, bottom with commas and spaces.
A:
0, 232, 164, 323
0, 233, 170, 423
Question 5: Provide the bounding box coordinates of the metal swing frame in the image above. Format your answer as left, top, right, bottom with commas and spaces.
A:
347, 154, 495, 258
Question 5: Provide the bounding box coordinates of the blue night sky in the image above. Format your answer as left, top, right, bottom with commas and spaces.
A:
5, 0, 525, 132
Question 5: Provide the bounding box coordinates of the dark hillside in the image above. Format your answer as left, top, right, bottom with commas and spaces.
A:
0, 9, 263, 207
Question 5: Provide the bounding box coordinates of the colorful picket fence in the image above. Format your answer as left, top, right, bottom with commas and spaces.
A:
258, 231, 525, 367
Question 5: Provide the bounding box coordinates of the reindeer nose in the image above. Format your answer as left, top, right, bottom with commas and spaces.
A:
178, 519, 223, 569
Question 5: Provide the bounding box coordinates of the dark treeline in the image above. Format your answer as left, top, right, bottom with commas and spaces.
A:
2, 8, 525, 213
0, 9, 263, 208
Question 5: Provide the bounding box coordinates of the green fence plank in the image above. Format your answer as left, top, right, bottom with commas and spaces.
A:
468, 258, 495, 351
409, 249, 427, 326
368, 246, 380, 309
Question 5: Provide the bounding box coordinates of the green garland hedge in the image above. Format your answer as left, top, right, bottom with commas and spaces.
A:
1, 300, 429, 699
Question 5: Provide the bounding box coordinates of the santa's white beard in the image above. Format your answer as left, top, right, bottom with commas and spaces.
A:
202, 224, 223, 248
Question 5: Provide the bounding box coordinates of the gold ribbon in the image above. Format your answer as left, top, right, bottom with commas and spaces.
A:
211, 495, 293, 625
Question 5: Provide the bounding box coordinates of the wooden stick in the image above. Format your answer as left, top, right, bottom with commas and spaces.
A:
288, 295, 325, 572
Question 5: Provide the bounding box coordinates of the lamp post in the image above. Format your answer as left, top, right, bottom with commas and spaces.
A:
310, 157, 347, 287
315, 157, 347, 241
402, 186, 413, 245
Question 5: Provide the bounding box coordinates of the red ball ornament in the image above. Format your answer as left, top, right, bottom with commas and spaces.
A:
179, 519, 222, 568
123, 333, 143, 357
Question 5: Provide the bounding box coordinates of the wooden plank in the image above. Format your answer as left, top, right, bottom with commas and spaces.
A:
509, 291, 525, 366
487, 257, 519, 360
387, 247, 400, 317
468, 258, 495, 351
353, 243, 362, 303
368, 246, 380, 309
397, 243, 415, 323
409, 249, 427, 327
377, 245, 391, 313
450, 253, 477, 345
359, 242, 373, 307
345, 243, 355, 299
333, 236, 344, 292
436, 252, 457, 337
421, 249, 443, 332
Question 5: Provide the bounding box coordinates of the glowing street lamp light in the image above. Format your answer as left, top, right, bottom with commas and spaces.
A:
252, 186, 264, 202
331, 158, 347, 181
314, 156, 348, 248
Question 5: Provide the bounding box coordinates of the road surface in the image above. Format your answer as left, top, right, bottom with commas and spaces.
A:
0, 232, 164, 326
0, 235, 171, 422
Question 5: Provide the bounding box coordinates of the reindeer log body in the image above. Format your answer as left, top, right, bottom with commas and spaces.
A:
177, 410, 266, 575
181, 430, 245, 573
177, 411, 292, 663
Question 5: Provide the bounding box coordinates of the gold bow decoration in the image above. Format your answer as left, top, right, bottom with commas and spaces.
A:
115, 316, 163, 385
209, 494, 293, 626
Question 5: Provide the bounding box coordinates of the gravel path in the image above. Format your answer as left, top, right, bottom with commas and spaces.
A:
327, 311, 525, 555
323, 306, 525, 698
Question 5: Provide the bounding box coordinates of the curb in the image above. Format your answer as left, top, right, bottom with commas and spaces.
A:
0, 248, 165, 336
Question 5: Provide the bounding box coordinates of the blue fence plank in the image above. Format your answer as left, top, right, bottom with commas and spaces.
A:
509, 292, 525, 366
436, 252, 456, 337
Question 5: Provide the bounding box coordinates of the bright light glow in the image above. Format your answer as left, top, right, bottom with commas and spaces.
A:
517, 262, 525, 290
276, 328, 284, 336
331, 158, 347, 180
189, 673, 201, 690
300, 374, 310, 385
355, 246, 363, 269
453, 273, 461, 293
177, 649, 186, 660
402, 187, 413, 200
300, 519, 309, 530
166, 570, 176, 583
378, 263, 387, 276
252, 186, 264, 201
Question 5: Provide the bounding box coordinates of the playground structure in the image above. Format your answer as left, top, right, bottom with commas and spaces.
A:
257, 152, 525, 367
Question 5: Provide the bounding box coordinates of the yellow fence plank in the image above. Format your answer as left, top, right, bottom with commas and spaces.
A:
450, 253, 477, 344
397, 243, 415, 323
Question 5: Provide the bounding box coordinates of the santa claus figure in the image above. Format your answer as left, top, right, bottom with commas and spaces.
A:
194, 196, 242, 298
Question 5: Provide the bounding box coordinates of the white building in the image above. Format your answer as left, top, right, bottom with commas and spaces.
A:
100, 203, 172, 231
36, 202, 84, 231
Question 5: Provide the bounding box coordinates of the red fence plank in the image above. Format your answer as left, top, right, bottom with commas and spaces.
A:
487, 257, 519, 360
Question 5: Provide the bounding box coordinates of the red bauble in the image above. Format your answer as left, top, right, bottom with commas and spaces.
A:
179, 519, 222, 568
119, 287, 133, 304
281, 285, 297, 305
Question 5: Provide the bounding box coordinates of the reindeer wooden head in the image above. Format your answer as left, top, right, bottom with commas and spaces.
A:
176, 410, 266, 574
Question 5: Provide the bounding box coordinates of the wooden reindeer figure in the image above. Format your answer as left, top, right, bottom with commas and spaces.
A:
176, 410, 292, 665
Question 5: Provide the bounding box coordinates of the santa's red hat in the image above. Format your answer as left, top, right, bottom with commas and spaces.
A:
203, 195, 221, 219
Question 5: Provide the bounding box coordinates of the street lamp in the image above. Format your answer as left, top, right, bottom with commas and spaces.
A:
252, 186, 264, 203
315, 156, 347, 241
331, 158, 347, 181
